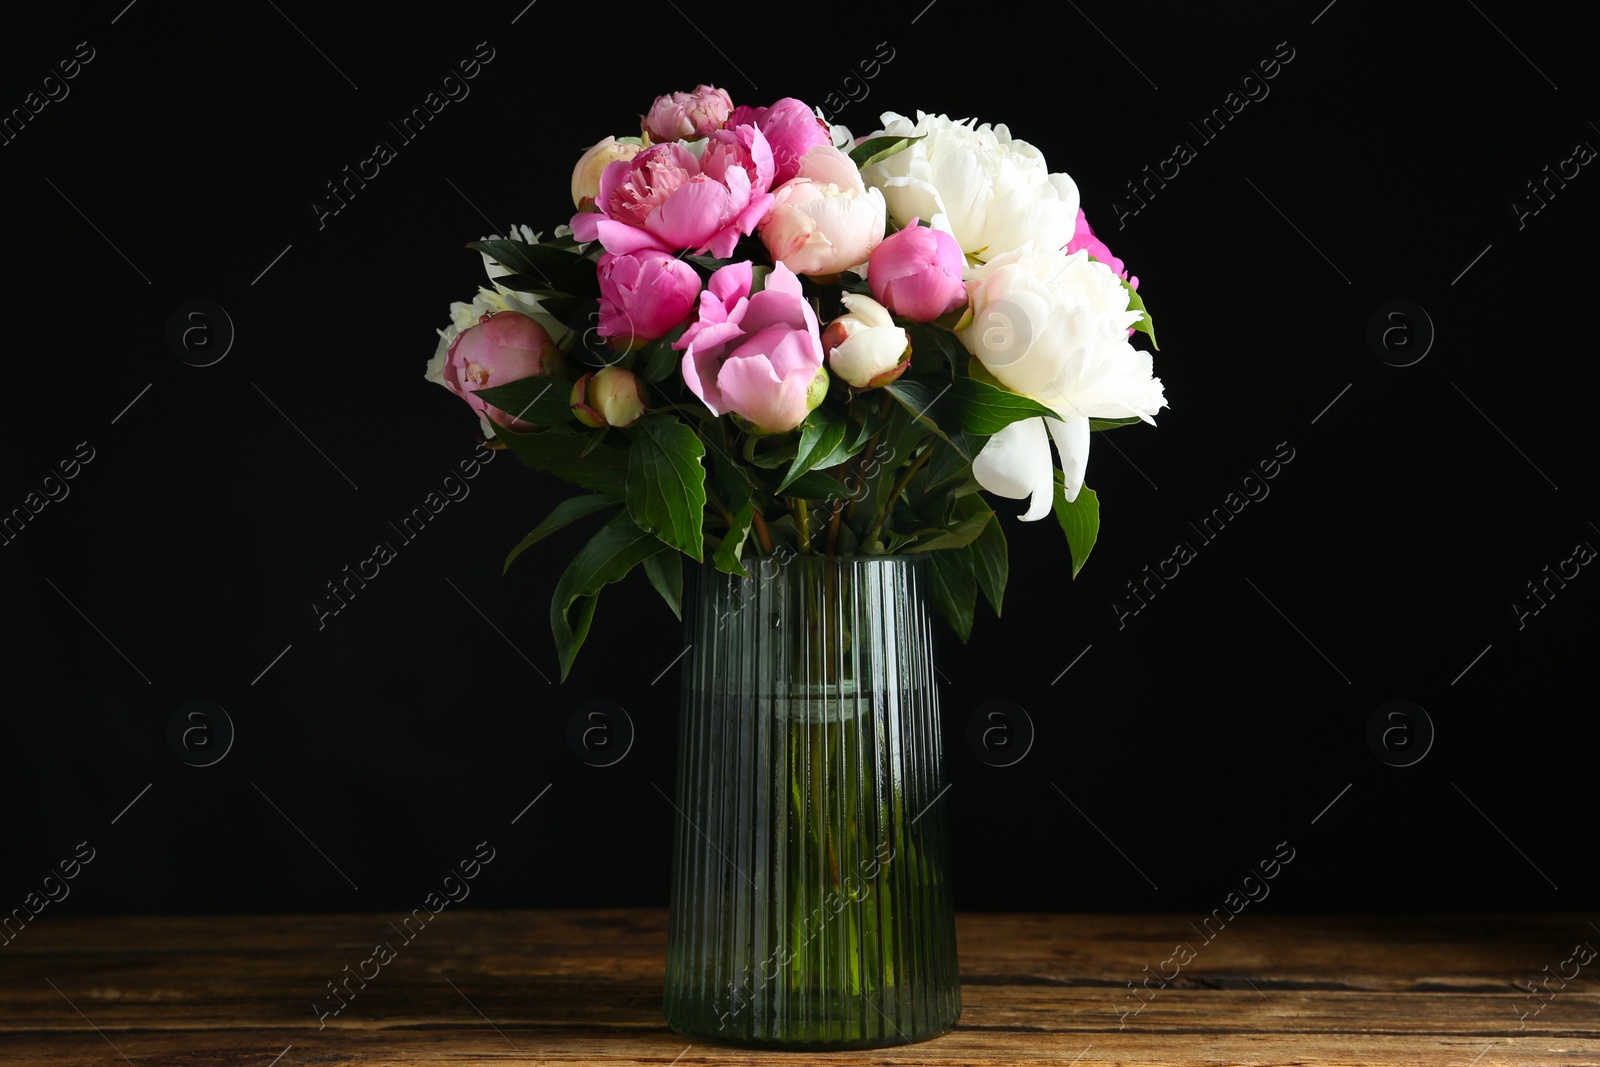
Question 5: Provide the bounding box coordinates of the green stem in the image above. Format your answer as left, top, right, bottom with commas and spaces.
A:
792, 498, 812, 554
865, 447, 932, 551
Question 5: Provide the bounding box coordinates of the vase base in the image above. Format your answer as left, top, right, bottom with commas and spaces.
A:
665, 1014, 960, 1051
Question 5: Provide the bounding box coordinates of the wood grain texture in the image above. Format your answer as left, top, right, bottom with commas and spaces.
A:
2, 911, 1597, 1065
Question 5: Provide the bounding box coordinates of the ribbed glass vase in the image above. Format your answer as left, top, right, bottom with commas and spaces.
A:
664, 554, 960, 1049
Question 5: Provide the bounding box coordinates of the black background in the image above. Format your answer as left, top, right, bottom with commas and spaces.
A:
3, 0, 1597, 924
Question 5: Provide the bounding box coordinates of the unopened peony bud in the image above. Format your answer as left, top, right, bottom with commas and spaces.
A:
822, 294, 910, 390
444, 311, 564, 430
571, 137, 643, 211
571, 366, 648, 428
868, 218, 967, 322
805, 365, 830, 412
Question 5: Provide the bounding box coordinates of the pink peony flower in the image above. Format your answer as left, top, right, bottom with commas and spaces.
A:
642, 84, 734, 144
867, 218, 967, 322
728, 97, 831, 186
1064, 209, 1138, 290
759, 145, 886, 277
443, 311, 563, 430
571, 133, 775, 258
673, 261, 827, 433
596, 250, 701, 349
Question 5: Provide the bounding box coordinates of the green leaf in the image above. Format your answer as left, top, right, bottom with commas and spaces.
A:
1120, 276, 1158, 349
777, 411, 847, 493
714, 502, 756, 577
550, 512, 666, 680
626, 414, 707, 561
474, 376, 573, 426
951, 376, 1059, 435
643, 550, 683, 620
744, 433, 798, 469
1090, 416, 1144, 432
928, 547, 977, 642
905, 322, 971, 376
849, 134, 924, 170
470, 239, 599, 297
783, 470, 854, 499
636, 333, 682, 383
1052, 475, 1100, 579
475, 279, 581, 320
969, 499, 1008, 616
908, 511, 992, 556
924, 430, 982, 490
883, 379, 963, 454
503, 493, 617, 574
490, 422, 629, 497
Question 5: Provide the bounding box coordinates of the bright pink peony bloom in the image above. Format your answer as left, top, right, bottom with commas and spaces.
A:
642, 84, 734, 144
596, 250, 701, 348
868, 218, 967, 322
444, 311, 563, 430
571, 133, 775, 258
727, 97, 831, 186
1065, 209, 1138, 290
673, 261, 826, 433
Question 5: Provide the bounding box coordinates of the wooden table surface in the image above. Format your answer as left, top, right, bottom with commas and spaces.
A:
2, 910, 1596, 1065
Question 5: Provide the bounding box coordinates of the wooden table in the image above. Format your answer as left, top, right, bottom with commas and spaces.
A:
2, 911, 1595, 1065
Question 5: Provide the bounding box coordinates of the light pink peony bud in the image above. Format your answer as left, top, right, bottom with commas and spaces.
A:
444, 312, 563, 430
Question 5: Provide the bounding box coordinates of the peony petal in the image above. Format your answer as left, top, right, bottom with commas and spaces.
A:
717, 351, 812, 433
651, 179, 732, 251
590, 217, 670, 256
707, 260, 754, 305
972, 417, 1055, 521
1046, 415, 1090, 503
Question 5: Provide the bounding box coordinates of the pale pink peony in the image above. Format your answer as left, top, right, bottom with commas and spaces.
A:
571, 133, 774, 258
443, 311, 563, 430
759, 145, 886, 277
673, 261, 826, 433
642, 84, 734, 144
867, 218, 967, 322
596, 250, 701, 349
728, 97, 831, 186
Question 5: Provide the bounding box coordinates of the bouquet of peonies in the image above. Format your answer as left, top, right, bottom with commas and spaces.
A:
425, 85, 1166, 678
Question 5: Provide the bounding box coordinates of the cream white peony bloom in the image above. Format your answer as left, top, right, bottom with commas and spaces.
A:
858, 112, 1079, 264
959, 247, 1164, 518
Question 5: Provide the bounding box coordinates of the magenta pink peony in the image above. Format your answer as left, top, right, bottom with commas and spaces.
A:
596, 250, 701, 349
642, 84, 734, 144
443, 311, 563, 430
1064, 209, 1138, 290
571, 132, 775, 258
727, 97, 831, 186
674, 261, 826, 433
867, 219, 967, 322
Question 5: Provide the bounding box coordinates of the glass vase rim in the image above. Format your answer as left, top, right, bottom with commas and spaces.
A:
699, 552, 932, 567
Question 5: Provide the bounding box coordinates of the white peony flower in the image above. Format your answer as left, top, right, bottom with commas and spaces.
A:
959, 247, 1164, 517
858, 112, 1079, 265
